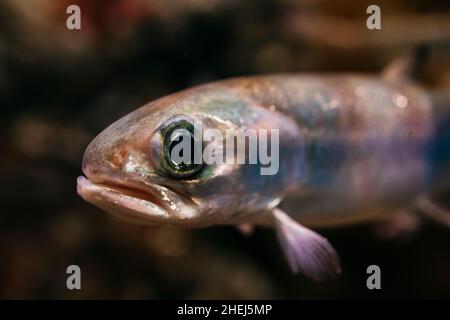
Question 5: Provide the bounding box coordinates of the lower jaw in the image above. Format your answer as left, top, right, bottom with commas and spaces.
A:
77, 175, 170, 224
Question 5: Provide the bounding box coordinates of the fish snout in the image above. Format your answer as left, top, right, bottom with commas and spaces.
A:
81, 136, 123, 182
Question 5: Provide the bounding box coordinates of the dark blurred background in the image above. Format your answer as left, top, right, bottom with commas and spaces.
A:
1, 0, 450, 299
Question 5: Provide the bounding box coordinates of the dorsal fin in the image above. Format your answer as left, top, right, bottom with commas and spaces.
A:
382, 45, 429, 82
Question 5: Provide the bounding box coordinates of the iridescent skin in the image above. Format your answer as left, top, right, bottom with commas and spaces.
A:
240, 75, 436, 227
78, 75, 302, 227
77, 74, 443, 230
77, 73, 450, 279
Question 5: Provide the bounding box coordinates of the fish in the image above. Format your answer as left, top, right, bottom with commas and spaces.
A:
77, 51, 450, 281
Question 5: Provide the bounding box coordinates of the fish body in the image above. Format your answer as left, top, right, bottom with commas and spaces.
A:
244, 74, 435, 227
77, 72, 450, 281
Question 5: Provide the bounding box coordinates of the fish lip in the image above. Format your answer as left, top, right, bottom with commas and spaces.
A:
76, 175, 170, 223
80, 175, 165, 206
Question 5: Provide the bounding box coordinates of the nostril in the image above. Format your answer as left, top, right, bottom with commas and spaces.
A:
111, 149, 129, 167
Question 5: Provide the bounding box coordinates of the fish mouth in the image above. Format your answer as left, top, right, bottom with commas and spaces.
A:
77, 175, 170, 225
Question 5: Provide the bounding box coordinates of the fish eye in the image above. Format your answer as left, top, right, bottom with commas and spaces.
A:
157, 118, 204, 179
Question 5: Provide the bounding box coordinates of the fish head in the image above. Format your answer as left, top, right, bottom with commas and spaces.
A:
77, 83, 303, 226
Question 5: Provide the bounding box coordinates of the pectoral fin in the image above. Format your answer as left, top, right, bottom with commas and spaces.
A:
272, 208, 341, 281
